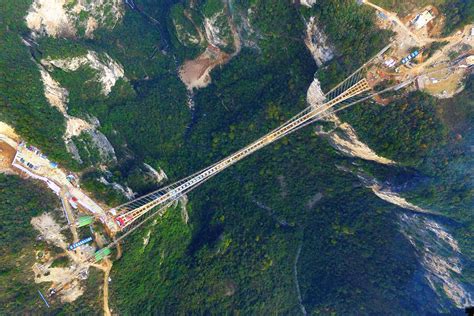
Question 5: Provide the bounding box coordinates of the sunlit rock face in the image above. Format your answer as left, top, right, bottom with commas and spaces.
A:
399, 213, 474, 310
307, 78, 394, 165
26, 0, 123, 38
38, 56, 118, 163
42, 51, 125, 95
300, 0, 317, 8
204, 11, 230, 48
304, 16, 334, 67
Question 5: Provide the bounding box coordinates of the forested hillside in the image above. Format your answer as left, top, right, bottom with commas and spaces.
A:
1, 0, 472, 314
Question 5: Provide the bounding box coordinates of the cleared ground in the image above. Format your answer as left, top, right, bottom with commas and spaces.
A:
421, 66, 466, 97
0, 141, 16, 173
371, 0, 447, 16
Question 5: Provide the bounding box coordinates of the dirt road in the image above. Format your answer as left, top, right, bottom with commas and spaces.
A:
408, 25, 472, 74
362, 0, 424, 44
102, 259, 112, 316
363, 0, 466, 47
363, 0, 472, 82
60, 186, 79, 242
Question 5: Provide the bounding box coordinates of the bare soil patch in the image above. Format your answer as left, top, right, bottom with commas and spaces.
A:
0, 141, 16, 173
179, 46, 229, 90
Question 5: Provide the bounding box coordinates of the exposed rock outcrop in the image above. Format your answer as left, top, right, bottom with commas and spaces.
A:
42, 51, 125, 95
39, 67, 93, 140
400, 213, 474, 309
307, 78, 394, 165
304, 17, 334, 67
143, 163, 168, 184
99, 176, 135, 199
38, 63, 117, 163
26, 0, 123, 38
204, 10, 232, 49
87, 129, 117, 163
300, 0, 317, 8
320, 116, 395, 165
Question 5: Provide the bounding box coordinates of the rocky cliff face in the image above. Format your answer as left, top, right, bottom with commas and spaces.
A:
143, 163, 168, 184
303, 24, 392, 165
204, 11, 232, 49
307, 78, 394, 165
39, 67, 92, 139
335, 164, 474, 311
38, 56, 117, 164
306, 41, 472, 310
42, 50, 126, 95
400, 213, 474, 310
26, 0, 123, 38
304, 17, 334, 67
299, 0, 317, 8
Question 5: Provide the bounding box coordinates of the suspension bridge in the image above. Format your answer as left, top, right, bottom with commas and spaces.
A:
106, 44, 394, 238
49, 44, 462, 296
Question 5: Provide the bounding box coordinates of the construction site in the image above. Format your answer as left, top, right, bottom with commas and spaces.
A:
363, 0, 474, 104
0, 124, 115, 314
0, 1, 473, 314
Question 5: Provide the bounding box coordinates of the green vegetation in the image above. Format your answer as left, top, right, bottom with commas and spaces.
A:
0, 174, 106, 314
48, 65, 104, 118
440, 0, 474, 35
170, 3, 202, 49
0, 1, 74, 168
81, 171, 128, 206
202, 0, 225, 17
90, 8, 173, 81
371, 0, 447, 16
201, 0, 234, 52
0, 175, 51, 313
411, 77, 474, 273
423, 40, 448, 59
436, 76, 474, 133
108, 0, 430, 314
0, 175, 58, 255
342, 75, 474, 285
53, 268, 104, 315
1, 0, 472, 313
340, 91, 447, 166
371, 0, 473, 35
303, 0, 393, 90
71, 132, 103, 167
51, 256, 70, 268
37, 37, 89, 59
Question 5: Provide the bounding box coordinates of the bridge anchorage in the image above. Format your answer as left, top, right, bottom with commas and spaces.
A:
49, 44, 462, 297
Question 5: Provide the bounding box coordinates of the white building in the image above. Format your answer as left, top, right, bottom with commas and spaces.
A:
412, 11, 435, 29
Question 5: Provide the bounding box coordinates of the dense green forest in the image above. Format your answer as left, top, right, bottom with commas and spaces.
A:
1, 0, 472, 314
104, 0, 455, 314
0, 174, 56, 314
0, 1, 73, 167
342, 76, 474, 283
304, 0, 393, 89
440, 0, 474, 35
340, 91, 448, 166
